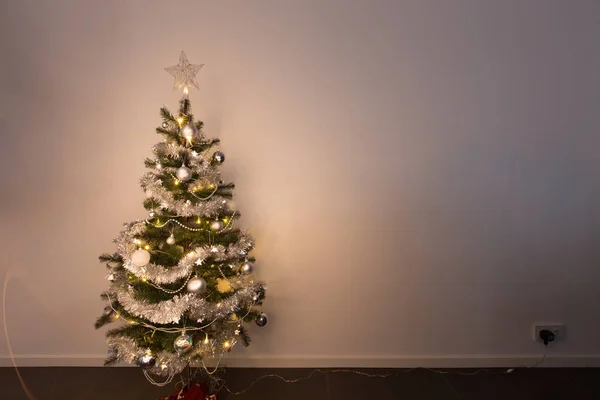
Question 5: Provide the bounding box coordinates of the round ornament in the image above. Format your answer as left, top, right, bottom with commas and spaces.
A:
166, 234, 176, 245
212, 151, 225, 164
240, 262, 253, 275
148, 211, 156, 218
187, 277, 206, 294
255, 313, 268, 327
180, 123, 199, 141
176, 166, 192, 182
138, 351, 156, 369
131, 249, 151, 267
210, 220, 224, 231
173, 333, 193, 354
162, 121, 168, 128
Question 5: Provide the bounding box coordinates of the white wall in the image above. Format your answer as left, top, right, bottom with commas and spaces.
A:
1, 0, 600, 367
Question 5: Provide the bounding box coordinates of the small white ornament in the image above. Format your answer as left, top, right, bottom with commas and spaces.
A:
187, 277, 207, 294
225, 200, 237, 212
210, 220, 224, 231
180, 123, 198, 141
166, 234, 175, 245
176, 166, 192, 182
131, 249, 151, 267
105, 273, 115, 281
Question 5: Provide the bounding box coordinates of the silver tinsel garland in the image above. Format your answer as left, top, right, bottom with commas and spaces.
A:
140, 174, 225, 217
107, 319, 238, 377
113, 281, 265, 324
113, 221, 255, 284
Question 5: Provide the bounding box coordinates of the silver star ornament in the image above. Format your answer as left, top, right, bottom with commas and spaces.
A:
165, 51, 204, 91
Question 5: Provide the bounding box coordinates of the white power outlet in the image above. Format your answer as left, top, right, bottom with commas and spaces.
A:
533, 323, 566, 342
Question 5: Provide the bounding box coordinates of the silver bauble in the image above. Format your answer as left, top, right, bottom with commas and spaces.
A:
210, 220, 224, 231
176, 166, 192, 182
187, 277, 206, 294
240, 262, 253, 275
166, 235, 176, 245
138, 351, 156, 369
255, 313, 268, 327
131, 249, 151, 267
173, 333, 193, 354
212, 151, 225, 164
180, 123, 199, 140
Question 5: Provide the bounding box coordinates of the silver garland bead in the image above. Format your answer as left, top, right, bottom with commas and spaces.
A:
240, 262, 253, 275
186, 276, 206, 294
131, 249, 151, 267
174, 332, 193, 354
212, 151, 225, 164
210, 219, 224, 231
176, 165, 192, 182
255, 312, 268, 327
138, 350, 156, 369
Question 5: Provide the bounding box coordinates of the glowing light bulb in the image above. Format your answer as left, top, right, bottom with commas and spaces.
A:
156, 163, 162, 169
177, 117, 184, 125
144, 245, 150, 250
183, 87, 189, 95
204, 333, 209, 344
196, 217, 201, 224
174, 179, 180, 185
223, 341, 231, 349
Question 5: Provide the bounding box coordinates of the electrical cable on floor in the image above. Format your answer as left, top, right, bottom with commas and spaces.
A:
220, 348, 550, 396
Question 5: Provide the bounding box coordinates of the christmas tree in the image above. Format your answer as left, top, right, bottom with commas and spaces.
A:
95, 51, 267, 380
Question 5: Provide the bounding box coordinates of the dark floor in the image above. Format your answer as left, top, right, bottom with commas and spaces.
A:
1, 367, 599, 400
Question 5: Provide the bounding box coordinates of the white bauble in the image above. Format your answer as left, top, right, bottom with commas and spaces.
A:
131, 249, 151, 267
210, 220, 224, 231
225, 200, 237, 212
176, 166, 192, 182
166, 235, 176, 245
187, 277, 206, 294
180, 123, 199, 140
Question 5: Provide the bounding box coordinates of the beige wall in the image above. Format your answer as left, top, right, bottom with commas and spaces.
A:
1, 0, 600, 366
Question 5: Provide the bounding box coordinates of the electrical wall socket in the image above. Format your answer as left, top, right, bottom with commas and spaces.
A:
533, 323, 566, 342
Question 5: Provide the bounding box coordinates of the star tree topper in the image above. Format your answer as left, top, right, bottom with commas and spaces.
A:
165, 51, 204, 92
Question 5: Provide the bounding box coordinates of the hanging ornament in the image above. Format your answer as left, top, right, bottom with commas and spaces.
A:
138, 350, 156, 369
255, 313, 268, 327
176, 165, 192, 182
212, 151, 225, 165
210, 219, 224, 231
240, 262, 253, 275
186, 276, 206, 294
166, 234, 176, 245
180, 123, 199, 141
217, 278, 233, 293
173, 332, 193, 354
131, 249, 151, 267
